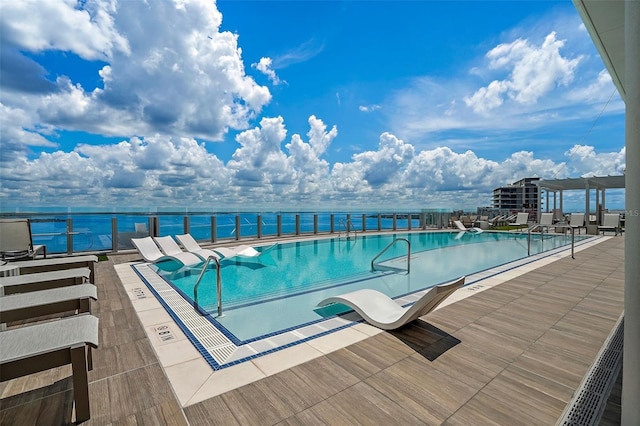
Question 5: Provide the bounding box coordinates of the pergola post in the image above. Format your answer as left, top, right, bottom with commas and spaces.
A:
623, 1, 640, 423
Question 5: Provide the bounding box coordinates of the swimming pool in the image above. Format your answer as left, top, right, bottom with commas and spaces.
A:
142, 230, 585, 343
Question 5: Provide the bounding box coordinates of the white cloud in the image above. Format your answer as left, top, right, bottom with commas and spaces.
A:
359, 104, 381, 112
465, 32, 582, 113
0, 0, 130, 60
252, 57, 285, 85
564, 144, 626, 176
0, 0, 272, 149
0, 109, 625, 209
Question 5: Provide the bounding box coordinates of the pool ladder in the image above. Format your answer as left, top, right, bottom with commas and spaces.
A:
338, 218, 358, 240
371, 237, 411, 273
193, 255, 222, 316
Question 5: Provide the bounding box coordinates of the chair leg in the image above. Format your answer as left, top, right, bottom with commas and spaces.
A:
70, 345, 91, 423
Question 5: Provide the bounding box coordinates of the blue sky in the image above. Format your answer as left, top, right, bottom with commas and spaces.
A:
0, 0, 626, 211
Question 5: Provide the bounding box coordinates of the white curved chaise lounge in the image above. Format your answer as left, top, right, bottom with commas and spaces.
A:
317, 276, 465, 330
131, 237, 202, 271
453, 220, 483, 233
155, 235, 219, 262
176, 233, 274, 261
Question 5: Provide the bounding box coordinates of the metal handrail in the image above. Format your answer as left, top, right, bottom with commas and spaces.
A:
370, 237, 411, 272
193, 255, 222, 316
338, 218, 357, 240
527, 223, 575, 259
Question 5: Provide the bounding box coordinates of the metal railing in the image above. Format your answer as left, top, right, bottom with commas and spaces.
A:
527, 223, 576, 259
371, 237, 411, 273
338, 218, 358, 240
193, 256, 222, 316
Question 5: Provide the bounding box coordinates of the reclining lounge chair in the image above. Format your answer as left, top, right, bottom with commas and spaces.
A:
0, 219, 46, 261
569, 213, 586, 234
317, 276, 465, 330
0, 314, 99, 423
0, 267, 91, 296
176, 233, 274, 261
537, 212, 554, 232
0, 283, 97, 324
155, 235, 219, 262
598, 213, 622, 236
131, 237, 203, 271
453, 220, 483, 233
0, 255, 98, 278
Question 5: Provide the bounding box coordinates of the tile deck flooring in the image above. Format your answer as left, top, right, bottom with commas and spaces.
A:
0, 233, 625, 425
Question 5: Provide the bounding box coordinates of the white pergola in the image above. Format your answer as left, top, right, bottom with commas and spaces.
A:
537, 175, 625, 224
572, 1, 638, 424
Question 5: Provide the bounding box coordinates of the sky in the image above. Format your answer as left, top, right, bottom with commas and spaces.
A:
0, 0, 627, 212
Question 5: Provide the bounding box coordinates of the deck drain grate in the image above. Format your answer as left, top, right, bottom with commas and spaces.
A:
557, 315, 623, 426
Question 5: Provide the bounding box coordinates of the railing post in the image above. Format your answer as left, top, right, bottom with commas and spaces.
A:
408, 213, 412, 231
235, 215, 241, 240
111, 217, 118, 252
362, 213, 367, 232
257, 214, 262, 238
295, 214, 300, 235
277, 214, 282, 237
184, 216, 190, 235
66, 218, 73, 255
330, 214, 335, 233
377, 213, 382, 231
313, 214, 318, 234
211, 216, 217, 243
392, 214, 397, 231
150, 216, 159, 237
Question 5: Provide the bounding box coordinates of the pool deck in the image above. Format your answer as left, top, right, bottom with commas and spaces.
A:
0, 233, 625, 425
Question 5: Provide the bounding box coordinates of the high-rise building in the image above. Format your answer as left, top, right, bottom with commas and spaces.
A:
492, 177, 540, 214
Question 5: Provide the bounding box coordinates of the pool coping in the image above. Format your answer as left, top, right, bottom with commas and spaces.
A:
114, 232, 607, 407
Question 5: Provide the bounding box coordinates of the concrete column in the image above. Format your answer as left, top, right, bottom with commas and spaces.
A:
585, 184, 590, 221
623, 1, 640, 423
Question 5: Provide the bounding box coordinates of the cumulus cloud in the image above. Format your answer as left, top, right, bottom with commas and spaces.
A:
0, 3, 626, 211
385, 19, 622, 151
464, 32, 582, 114
0, 0, 271, 150
0, 112, 625, 209
0, 0, 130, 60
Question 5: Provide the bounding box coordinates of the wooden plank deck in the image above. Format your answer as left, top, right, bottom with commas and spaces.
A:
0, 236, 625, 425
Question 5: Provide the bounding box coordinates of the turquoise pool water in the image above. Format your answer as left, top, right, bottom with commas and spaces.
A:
154, 231, 584, 341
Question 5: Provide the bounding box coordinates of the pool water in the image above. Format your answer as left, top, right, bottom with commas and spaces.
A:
153, 231, 584, 341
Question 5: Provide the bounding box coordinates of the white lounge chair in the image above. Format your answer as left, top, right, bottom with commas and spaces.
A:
0, 219, 46, 261
176, 233, 270, 261
317, 276, 465, 330
131, 237, 203, 271
0, 267, 91, 296
453, 220, 483, 233
598, 213, 621, 236
513, 212, 529, 226
0, 283, 97, 324
172, 234, 220, 261
0, 314, 99, 422
538, 212, 554, 232
569, 213, 585, 234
